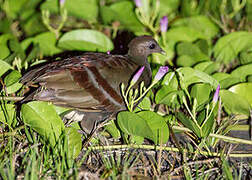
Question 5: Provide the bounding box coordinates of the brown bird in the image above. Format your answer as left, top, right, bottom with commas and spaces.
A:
21, 36, 165, 133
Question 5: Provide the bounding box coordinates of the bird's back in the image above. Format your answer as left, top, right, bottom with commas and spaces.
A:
21, 53, 144, 113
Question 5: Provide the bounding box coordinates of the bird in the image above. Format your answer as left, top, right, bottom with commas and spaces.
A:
21, 35, 165, 133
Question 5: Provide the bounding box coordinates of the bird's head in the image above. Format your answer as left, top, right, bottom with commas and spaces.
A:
127, 36, 165, 65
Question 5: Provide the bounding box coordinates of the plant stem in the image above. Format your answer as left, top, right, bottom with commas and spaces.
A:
83, 144, 252, 158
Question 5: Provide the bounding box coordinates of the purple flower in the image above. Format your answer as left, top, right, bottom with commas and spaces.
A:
131, 66, 145, 84
134, 0, 142, 7
213, 85, 220, 103
107, 51, 110, 55
160, 16, 168, 32
59, 0, 65, 6
154, 66, 169, 81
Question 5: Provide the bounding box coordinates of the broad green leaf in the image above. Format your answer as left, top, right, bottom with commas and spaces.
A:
194, 61, 220, 75
177, 67, 219, 89
134, 97, 151, 112
212, 72, 242, 89
214, 32, 252, 64
172, 15, 219, 39
33, 32, 62, 56
129, 135, 144, 145
212, 72, 230, 82
65, 127, 81, 158
41, 0, 98, 21
156, 85, 177, 102
156, 90, 182, 108
166, 27, 207, 43
231, 63, 252, 81
6, 82, 23, 94
108, 1, 144, 33
53, 106, 71, 116
219, 77, 241, 89
177, 42, 210, 67
22, 13, 47, 36
0, 34, 15, 59
22, 32, 62, 57
117, 111, 154, 141
4, 70, 21, 87
229, 83, 252, 106
159, 0, 180, 16
0, 104, 15, 126
138, 111, 169, 144
162, 72, 178, 88
240, 49, 252, 65
21, 101, 65, 146
58, 29, 114, 52
191, 83, 212, 106
2, 0, 28, 19
220, 90, 251, 116
0, 60, 13, 77
176, 112, 201, 138
8, 40, 26, 60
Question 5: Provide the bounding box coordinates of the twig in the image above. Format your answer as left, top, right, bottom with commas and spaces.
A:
0, 96, 24, 101
173, 125, 252, 145
82, 144, 252, 158
170, 157, 220, 176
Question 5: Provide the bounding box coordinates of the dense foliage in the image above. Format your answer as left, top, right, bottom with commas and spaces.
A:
0, 0, 252, 178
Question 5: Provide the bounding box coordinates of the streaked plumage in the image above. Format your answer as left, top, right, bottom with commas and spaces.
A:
21, 36, 164, 132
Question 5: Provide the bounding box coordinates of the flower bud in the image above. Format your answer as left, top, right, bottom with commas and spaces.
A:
160, 16, 168, 32
154, 66, 169, 82
131, 66, 145, 84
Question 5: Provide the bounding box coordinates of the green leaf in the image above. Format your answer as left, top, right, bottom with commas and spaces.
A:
103, 1, 144, 33
220, 77, 241, 89
0, 104, 15, 126
22, 13, 47, 36
177, 67, 219, 89
176, 42, 210, 67
58, 29, 114, 52
159, 0, 180, 15
176, 112, 201, 138
194, 61, 220, 75
104, 120, 121, 139
2, 0, 28, 19
214, 31, 252, 64
240, 48, 252, 65
191, 83, 212, 106
166, 27, 207, 43
5, 82, 23, 94
212, 73, 242, 89
212, 72, 230, 82
138, 111, 169, 144
22, 32, 62, 57
231, 63, 252, 81
172, 15, 219, 39
33, 32, 62, 56
220, 90, 251, 116
0, 34, 15, 59
201, 113, 214, 138
4, 70, 21, 87
229, 83, 252, 106
65, 127, 81, 158
134, 97, 151, 112
0, 60, 13, 77
117, 111, 154, 142
21, 101, 65, 146
41, 0, 98, 21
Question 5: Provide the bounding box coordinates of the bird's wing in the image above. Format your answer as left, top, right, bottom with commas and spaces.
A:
21, 53, 138, 112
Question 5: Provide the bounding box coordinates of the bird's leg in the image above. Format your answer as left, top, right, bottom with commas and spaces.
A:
79, 111, 112, 134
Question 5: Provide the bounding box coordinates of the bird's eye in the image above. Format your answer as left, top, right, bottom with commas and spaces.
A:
149, 43, 156, 49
